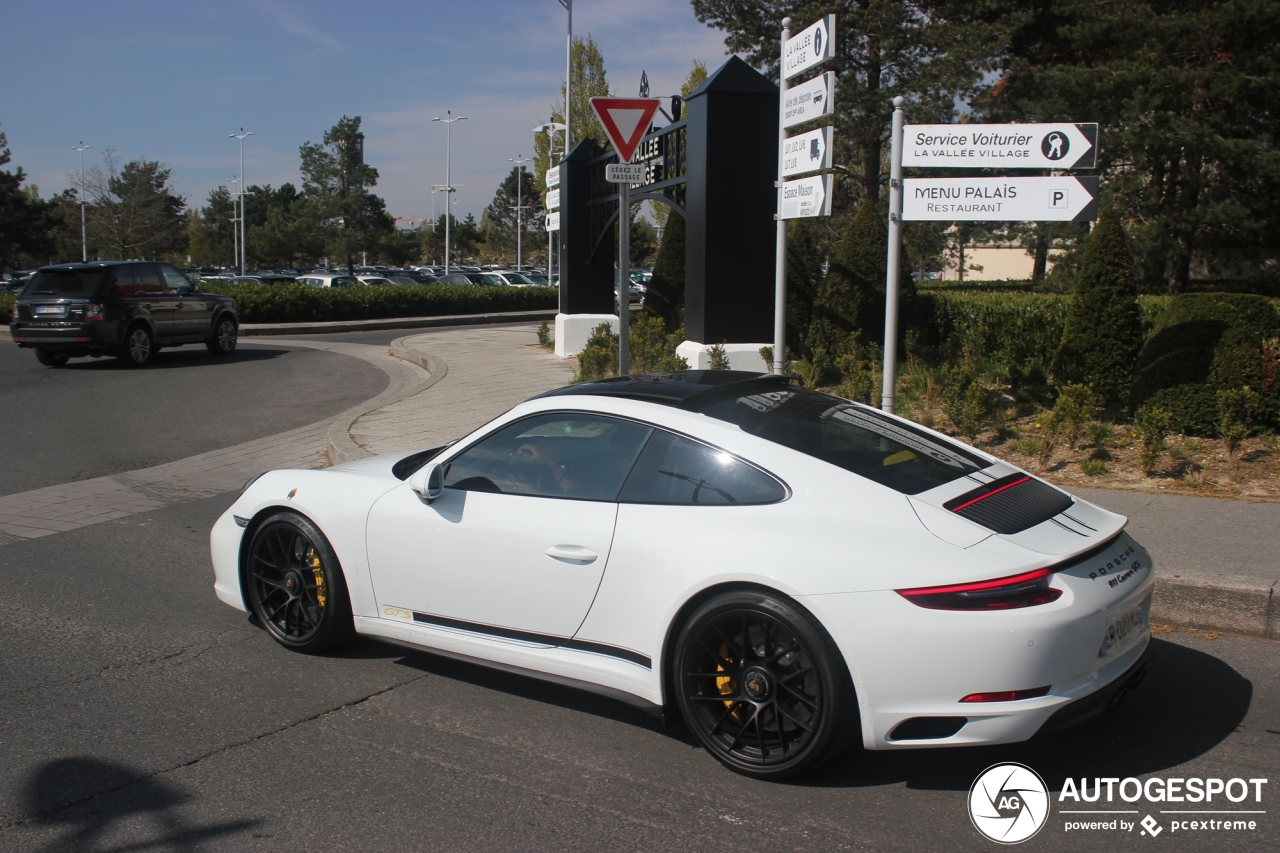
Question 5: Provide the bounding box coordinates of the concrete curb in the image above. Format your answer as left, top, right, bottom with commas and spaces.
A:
240, 309, 557, 337
323, 335, 449, 466
1151, 573, 1278, 639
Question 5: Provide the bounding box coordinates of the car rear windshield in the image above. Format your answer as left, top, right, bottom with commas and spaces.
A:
22, 270, 104, 297
697, 387, 987, 494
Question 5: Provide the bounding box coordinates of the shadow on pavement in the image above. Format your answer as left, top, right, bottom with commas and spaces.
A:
54, 348, 289, 371
18, 756, 259, 852
805, 637, 1251, 790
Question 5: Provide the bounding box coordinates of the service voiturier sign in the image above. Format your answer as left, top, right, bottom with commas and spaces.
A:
903, 123, 1098, 170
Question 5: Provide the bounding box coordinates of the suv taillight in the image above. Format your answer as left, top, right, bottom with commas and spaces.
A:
896, 568, 1062, 610
85, 303, 105, 321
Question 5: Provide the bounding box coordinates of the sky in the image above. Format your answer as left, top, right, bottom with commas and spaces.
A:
0, 0, 736, 225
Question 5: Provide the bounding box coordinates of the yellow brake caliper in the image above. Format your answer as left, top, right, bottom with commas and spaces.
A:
715, 643, 744, 719
309, 548, 326, 608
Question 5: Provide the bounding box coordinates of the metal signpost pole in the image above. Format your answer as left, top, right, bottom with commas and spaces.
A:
509, 155, 530, 268
72, 143, 90, 262
558, 0, 571, 154
773, 17, 792, 376
432, 112, 467, 275
618, 179, 630, 375
881, 97, 905, 414
230, 129, 254, 274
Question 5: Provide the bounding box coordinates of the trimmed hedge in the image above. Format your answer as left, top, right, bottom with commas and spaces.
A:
198, 282, 558, 324
1131, 293, 1280, 434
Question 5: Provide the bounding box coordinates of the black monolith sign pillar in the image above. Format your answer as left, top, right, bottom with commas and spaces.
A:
558, 140, 614, 315
683, 57, 779, 344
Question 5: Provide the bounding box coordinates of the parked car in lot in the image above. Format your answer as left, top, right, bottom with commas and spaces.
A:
521, 273, 551, 286
213, 371, 1153, 779
436, 272, 507, 286
232, 274, 297, 286
355, 275, 395, 287
491, 271, 539, 286
297, 272, 356, 288
10, 261, 239, 366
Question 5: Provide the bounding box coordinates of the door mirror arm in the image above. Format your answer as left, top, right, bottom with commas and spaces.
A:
409, 462, 444, 503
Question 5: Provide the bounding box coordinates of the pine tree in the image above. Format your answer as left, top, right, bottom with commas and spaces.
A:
1052, 206, 1143, 406
812, 199, 910, 349
644, 212, 685, 332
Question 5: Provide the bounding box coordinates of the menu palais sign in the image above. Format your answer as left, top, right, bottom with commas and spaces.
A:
903, 123, 1098, 170
902, 175, 1099, 222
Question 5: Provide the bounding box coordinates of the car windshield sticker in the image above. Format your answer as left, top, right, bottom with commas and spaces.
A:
736, 390, 796, 412
824, 405, 976, 470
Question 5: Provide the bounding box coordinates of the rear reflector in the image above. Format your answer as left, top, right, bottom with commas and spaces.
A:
896, 568, 1063, 610
960, 686, 1051, 703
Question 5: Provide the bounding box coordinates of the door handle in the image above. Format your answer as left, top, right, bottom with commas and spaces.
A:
544, 545, 598, 564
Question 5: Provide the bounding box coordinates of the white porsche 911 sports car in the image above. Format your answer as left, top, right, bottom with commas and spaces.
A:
211, 371, 1153, 779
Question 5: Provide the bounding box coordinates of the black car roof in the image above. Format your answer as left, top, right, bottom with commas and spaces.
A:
537, 370, 793, 410
36, 261, 152, 271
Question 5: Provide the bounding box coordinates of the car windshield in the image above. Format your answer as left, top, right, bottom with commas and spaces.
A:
525, 274, 548, 284
696, 387, 986, 495
503, 273, 534, 284
22, 270, 104, 296
477, 274, 505, 286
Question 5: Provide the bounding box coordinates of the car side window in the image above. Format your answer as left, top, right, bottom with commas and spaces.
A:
443, 413, 653, 502
104, 266, 138, 296
136, 265, 165, 294
161, 266, 192, 294
618, 430, 787, 506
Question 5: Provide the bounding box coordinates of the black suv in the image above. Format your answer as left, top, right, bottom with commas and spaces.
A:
9, 261, 239, 367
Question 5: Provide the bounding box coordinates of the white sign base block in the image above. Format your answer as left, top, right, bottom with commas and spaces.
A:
676, 341, 772, 374
554, 313, 619, 358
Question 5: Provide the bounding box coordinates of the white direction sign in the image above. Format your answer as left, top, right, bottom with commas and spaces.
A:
545, 188, 560, 210
781, 174, 832, 219
783, 71, 835, 129
784, 15, 835, 81
902, 176, 1100, 222
545, 167, 560, 189
903, 123, 1098, 170
781, 126, 832, 177
545, 211, 560, 232
605, 163, 646, 184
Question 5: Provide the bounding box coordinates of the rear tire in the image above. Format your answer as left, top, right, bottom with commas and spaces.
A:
34, 348, 69, 367
206, 316, 237, 356
118, 324, 154, 366
673, 590, 859, 780
245, 512, 355, 654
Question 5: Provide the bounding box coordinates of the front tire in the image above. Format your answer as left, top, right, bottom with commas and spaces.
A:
34, 347, 69, 367
674, 591, 859, 780
246, 512, 355, 654
118, 324, 154, 366
206, 316, 237, 355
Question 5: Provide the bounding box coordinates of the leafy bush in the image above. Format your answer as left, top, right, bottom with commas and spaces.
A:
1049, 382, 1099, 448
574, 314, 688, 381
1134, 405, 1171, 475
536, 319, 552, 348
1052, 207, 1144, 405
942, 369, 990, 439
1131, 293, 1280, 434
1217, 388, 1259, 462
199, 282, 557, 324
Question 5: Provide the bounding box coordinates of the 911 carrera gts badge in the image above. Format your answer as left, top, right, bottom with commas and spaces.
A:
382, 607, 414, 621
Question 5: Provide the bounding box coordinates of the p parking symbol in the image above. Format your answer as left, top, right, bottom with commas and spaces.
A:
1049, 189, 1069, 209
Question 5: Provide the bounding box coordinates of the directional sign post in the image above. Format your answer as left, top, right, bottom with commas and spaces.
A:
545, 166, 560, 189
902, 176, 1100, 222
780, 174, 832, 219
781, 126, 832, 177
783, 71, 835, 129
903, 123, 1098, 170
545, 188, 560, 210
545, 211, 560, 232
783, 15, 835, 81
590, 97, 660, 376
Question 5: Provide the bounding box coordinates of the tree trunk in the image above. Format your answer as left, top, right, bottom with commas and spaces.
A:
1168, 231, 1192, 295
1032, 227, 1049, 282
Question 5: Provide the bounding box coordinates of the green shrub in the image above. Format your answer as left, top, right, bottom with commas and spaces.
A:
1131, 292, 1280, 434
199, 282, 558, 324
1079, 458, 1108, 476
1049, 383, 1099, 448
644, 212, 685, 332
576, 323, 618, 381
1134, 405, 1172, 475
536, 320, 552, 348
574, 315, 688, 382
1052, 207, 1144, 406
0, 292, 12, 325
1217, 388, 1259, 461
707, 342, 730, 370
942, 369, 990, 439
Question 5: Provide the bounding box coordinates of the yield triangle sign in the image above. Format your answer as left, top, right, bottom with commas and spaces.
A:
590, 97, 660, 163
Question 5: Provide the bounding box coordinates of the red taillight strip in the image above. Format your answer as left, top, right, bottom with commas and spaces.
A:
948, 476, 1030, 513
960, 686, 1051, 703
897, 567, 1053, 599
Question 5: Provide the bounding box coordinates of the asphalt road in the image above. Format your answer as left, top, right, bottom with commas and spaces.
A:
0, 340, 387, 497
0, 326, 1276, 852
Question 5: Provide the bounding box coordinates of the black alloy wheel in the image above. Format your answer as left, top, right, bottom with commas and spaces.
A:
246, 512, 354, 653
119, 324, 153, 366
34, 347, 69, 367
674, 591, 858, 779
206, 316, 237, 355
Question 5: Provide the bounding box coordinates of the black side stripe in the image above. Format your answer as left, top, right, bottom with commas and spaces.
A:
410, 611, 651, 669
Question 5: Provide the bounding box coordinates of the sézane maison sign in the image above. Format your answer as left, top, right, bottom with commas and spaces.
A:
902, 176, 1099, 222
903, 123, 1098, 170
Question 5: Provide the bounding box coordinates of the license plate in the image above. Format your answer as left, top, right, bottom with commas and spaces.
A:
35, 305, 65, 314
1098, 596, 1150, 659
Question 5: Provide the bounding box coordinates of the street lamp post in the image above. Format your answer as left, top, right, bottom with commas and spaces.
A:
509, 155, 530, 269
71, 142, 91, 262
557, 0, 572, 154
431, 111, 467, 274
229, 129, 254, 274
227, 176, 241, 272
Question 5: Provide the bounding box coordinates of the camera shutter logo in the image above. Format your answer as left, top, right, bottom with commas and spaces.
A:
969, 763, 1050, 844
1041, 132, 1069, 161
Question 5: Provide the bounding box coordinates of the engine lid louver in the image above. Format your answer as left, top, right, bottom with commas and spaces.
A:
944, 474, 1073, 535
